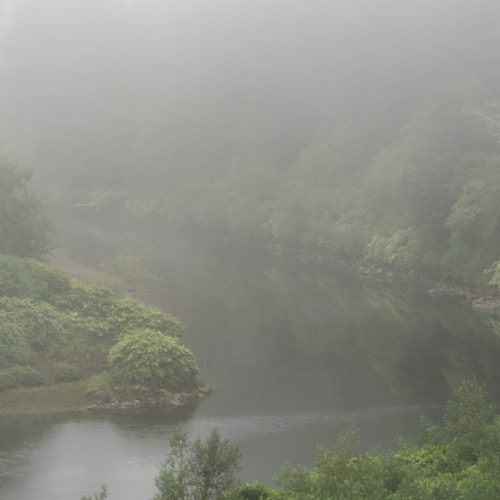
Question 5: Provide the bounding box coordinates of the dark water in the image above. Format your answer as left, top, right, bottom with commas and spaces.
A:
2, 213, 500, 499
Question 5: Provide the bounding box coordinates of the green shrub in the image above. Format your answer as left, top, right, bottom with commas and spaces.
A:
269, 379, 500, 500
0, 319, 32, 366
5, 365, 45, 387
50, 284, 120, 322
0, 365, 44, 390
229, 482, 273, 500
364, 228, 418, 271
108, 329, 198, 387
53, 361, 83, 382
83, 372, 113, 401
0, 254, 70, 300
0, 297, 70, 350
81, 484, 108, 500
113, 299, 184, 339
0, 371, 15, 391
50, 284, 184, 339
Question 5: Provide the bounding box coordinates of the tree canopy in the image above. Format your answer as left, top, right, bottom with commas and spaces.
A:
0, 158, 50, 258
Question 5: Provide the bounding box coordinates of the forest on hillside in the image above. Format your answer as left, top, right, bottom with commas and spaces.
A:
1, 0, 500, 285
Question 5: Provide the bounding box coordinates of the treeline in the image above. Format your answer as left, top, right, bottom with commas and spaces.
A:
48, 73, 500, 289
3, 1, 500, 289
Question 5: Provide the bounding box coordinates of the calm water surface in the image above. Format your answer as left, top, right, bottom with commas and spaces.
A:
2, 217, 500, 499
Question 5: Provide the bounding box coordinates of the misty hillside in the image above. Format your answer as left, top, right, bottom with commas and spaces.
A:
1, 0, 500, 286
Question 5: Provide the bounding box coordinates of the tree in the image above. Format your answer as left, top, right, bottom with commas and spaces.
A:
81, 485, 108, 500
0, 158, 50, 258
154, 427, 241, 500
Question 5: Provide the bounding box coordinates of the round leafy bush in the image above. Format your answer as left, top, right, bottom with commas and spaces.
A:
108, 329, 198, 387
0, 372, 15, 391
53, 361, 83, 382
6, 365, 45, 387
231, 482, 272, 500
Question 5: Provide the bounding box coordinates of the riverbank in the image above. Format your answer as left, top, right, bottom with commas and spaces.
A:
271, 245, 500, 317
0, 382, 212, 416
355, 262, 500, 317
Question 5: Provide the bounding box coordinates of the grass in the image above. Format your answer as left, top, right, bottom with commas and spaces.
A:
0, 382, 95, 415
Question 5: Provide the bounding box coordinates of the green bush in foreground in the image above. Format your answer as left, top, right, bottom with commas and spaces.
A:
81, 484, 108, 500
108, 329, 198, 387
224, 379, 500, 500
154, 427, 241, 500
266, 379, 500, 500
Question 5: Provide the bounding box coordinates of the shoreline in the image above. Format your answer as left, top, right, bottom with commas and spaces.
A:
271, 245, 500, 317
355, 262, 500, 317
0, 382, 212, 417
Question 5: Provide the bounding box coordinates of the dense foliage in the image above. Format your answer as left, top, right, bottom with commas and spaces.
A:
223, 380, 500, 500
49, 284, 185, 340
0, 253, 70, 300
0, 158, 50, 258
20, 73, 500, 288
108, 329, 198, 387
0, 254, 196, 391
154, 427, 241, 500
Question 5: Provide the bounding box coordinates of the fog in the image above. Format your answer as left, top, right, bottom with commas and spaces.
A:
1, 0, 499, 192
3, 2, 500, 497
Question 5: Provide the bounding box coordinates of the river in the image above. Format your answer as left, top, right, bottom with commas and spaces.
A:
1, 212, 500, 499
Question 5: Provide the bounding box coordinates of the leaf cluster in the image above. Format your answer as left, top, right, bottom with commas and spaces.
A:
0, 159, 51, 258
108, 329, 198, 387
154, 427, 241, 500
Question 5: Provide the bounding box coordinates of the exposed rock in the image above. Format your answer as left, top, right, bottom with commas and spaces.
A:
198, 384, 212, 394
428, 287, 450, 298
471, 298, 500, 316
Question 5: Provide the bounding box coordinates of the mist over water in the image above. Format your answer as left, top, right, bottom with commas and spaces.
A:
0, 213, 495, 498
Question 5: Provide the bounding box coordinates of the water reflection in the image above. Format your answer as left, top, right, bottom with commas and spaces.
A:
134, 237, 500, 410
